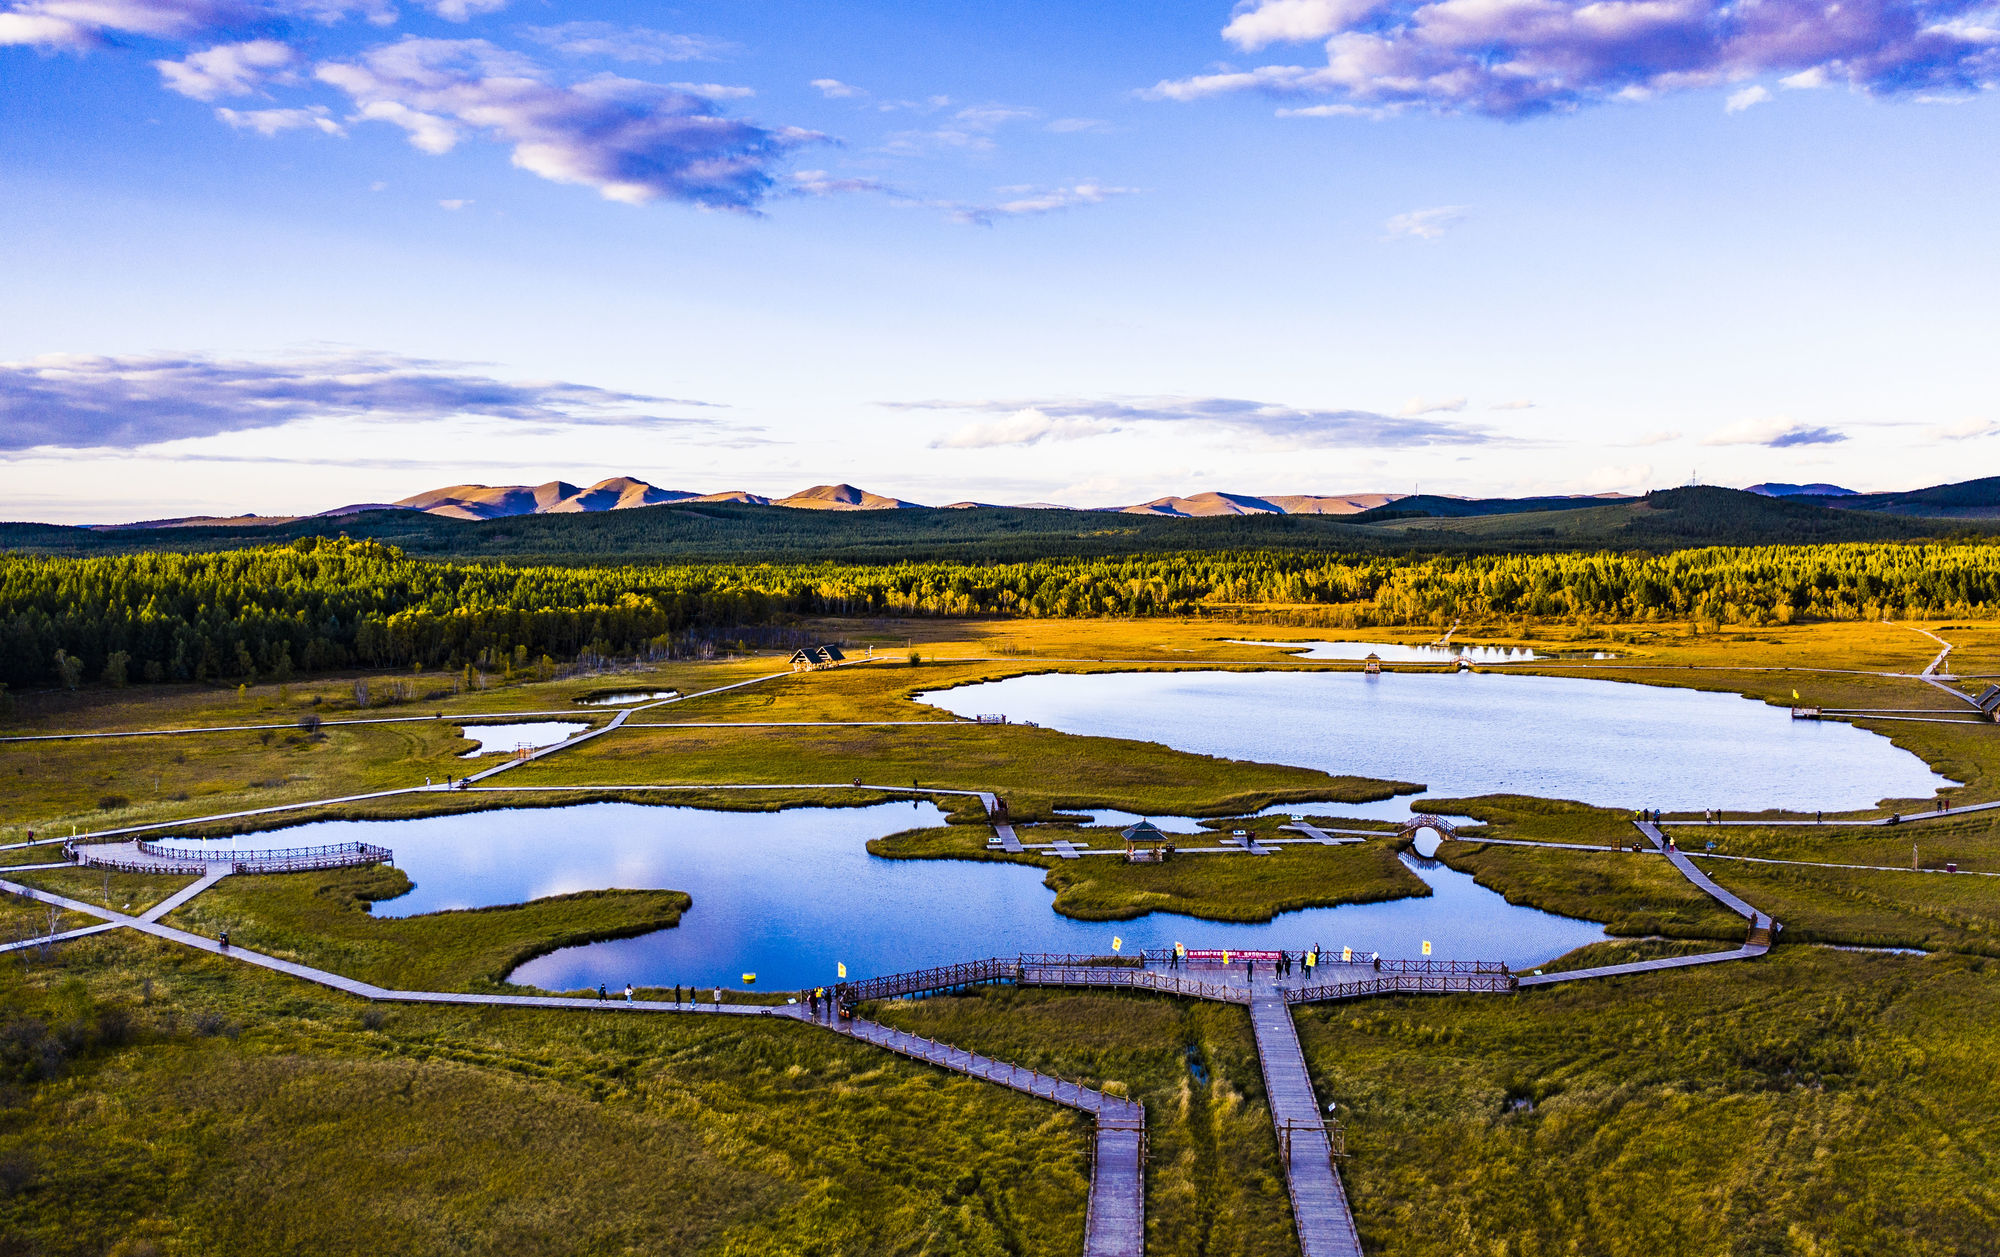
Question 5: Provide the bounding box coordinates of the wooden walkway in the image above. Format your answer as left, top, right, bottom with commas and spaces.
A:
820, 1011, 1145, 1257
1249, 985, 1364, 1257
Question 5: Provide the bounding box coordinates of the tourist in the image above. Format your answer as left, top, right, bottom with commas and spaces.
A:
674, 983, 683, 1006
713, 988, 722, 1006
219, 930, 228, 950
598, 984, 608, 1001
1704, 809, 1712, 823
624, 983, 634, 1004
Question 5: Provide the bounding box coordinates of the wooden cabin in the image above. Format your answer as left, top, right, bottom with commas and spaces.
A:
789, 645, 847, 671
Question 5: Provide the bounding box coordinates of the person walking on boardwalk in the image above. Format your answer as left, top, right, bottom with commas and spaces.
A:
809, 988, 819, 1017
598, 984, 608, 1002
624, 983, 634, 1004
674, 983, 683, 1006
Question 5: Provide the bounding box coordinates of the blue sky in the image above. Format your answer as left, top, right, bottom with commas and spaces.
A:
2, 0, 1996, 520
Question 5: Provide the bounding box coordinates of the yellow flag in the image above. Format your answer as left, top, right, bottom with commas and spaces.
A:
1112, 936, 1122, 952
742, 973, 757, 984
1422, 940, 1433, 956
1175, 942, 1184, 957
1222, 949, 1230, 964
1342, 946, 1352, 963
836, 962, 847, 979
1793, 689, 1800, 700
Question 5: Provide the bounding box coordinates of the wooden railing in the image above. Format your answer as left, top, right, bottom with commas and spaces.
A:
1284, 970, 1518, 1005
63, 839, 396, 876
1019, 963, 1251, 1004
839, 956, 1018, 1003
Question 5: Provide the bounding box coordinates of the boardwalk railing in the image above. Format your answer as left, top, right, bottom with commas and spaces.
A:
840, 956, 1019, 1003
63, 844, 210, 876
1285, 970, 1518, 1005
1021, 963, 1251, 1005
66, 839, 395, 876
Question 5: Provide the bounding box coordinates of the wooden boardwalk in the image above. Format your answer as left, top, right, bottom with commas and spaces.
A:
820, 1011, 1146, 1257
1248, 987, 1364, 1257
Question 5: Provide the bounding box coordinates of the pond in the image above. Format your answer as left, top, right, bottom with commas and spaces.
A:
917, 669, 1954, 811
577, 690, 678, 706
1232, 639, 1551, 663
163, 801, 1608, 990
457, 722, 588, 757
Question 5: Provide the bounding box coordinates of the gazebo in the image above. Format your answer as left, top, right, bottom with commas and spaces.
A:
1122, 820, 1172, 863
1363, 652, 1383, 675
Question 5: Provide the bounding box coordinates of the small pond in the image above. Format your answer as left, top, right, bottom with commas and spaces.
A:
1233, 639, 1550, 663
578, 690, 678, 706
167, 801, 1608, 990
457, 722, 587, 757
918, 669, 1954, 811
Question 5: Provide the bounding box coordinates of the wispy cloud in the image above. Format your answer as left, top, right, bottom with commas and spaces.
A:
0, 352, 719, 451
1726, 85, 1773, 112
155, 39, 295, 101
951, 182, 1135, 226
0, 1, 394, 50
1489, 399, 1536, 411
217, 103, 343, 135
1929, 417, 1999, 440
1702, 418, 1848, 447
1384, 205, 1465, 239
1396, 395, 1466, 417
1631, 429, 1684, 446
1147, 0, 2000, 119
317, 38, 820, 208
520, 22, 733, 63
898, 395, 1497, 450
811, 77, 866, 99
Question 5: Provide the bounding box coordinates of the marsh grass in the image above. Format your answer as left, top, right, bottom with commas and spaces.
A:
9, 867, 195, 914
867, 986, 1301, 1257
164, 864, 691, 991
870, 825, 1428, 922
1298, 946, 2000, 1255
0, 932, 1092, 1257
505, 722, 1402, 821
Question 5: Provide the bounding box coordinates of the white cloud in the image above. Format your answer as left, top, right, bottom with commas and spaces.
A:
1630, 429, 1683, 446
1489, 399, 1535, 411
1929, 417, 1999, 440
424, 0, 503, 20
1047, 117, 1111, 133
668, 82, 755, 100
522, 23, 732, 65
903, 394, 1498, 450
1725, 84, 1772, 112
1702, 417, 1848, 447
316, 38, 818, 208
217, 103, 343, 135
1384, 205, 1466, 239
811, 77, 865, 99
0, 351, 719, 450
1153, 0, 2000, 119
155, 39, 295, 101
951, 182, 1136, 226
1780, 66, 1830, 89
0, 1, 394, 50
438, 197, 470, 209
1397, 395, 1466, 417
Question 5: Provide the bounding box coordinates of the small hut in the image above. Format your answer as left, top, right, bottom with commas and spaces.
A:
1123, 819, 1171, 863
1363, 652, 1383, 675
789, 645, 847, 672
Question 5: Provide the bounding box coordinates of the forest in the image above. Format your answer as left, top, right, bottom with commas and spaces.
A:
6, 533, 2000, 687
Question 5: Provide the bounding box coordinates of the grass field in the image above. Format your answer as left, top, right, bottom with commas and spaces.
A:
0, 933, 1093, 1257
8, 615, 2000, 1255
871, 824, 1430, 922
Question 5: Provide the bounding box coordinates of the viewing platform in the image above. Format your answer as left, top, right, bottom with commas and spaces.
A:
65, 838, 393, 876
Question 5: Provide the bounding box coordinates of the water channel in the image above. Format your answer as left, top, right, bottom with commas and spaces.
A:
457, 722, 587, 757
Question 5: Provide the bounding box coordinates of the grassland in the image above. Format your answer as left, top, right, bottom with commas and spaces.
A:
871, 824, 1429, 921
866, 986, 1299, 1257
1298, 946, 2000, 1256
0, 933, 1092, 1257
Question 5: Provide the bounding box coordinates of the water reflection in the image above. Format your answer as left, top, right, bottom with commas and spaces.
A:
457, 722, 587, 757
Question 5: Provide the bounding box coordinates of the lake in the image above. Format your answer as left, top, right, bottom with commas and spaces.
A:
457, 722, 587, 757
156, 800, 1608, 990
917, 669, 1953, 811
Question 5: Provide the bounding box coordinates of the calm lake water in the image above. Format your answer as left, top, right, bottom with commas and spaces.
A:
457, 722, 587, 757
918, 670, 1954, 811
578, 690, 678, 706
159, 800, 1608, 989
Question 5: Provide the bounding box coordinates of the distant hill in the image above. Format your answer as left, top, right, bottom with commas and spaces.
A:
1747, 482, 1857, 497
1806, 476, 2000, 519
774, 483, 925, 510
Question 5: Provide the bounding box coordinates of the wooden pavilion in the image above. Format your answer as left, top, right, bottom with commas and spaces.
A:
1122, 820, 1172, 863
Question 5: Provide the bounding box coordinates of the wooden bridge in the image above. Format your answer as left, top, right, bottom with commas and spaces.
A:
65, 838, 393, 876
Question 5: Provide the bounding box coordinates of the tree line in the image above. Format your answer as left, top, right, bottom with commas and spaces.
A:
5, 535, 2000, 687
